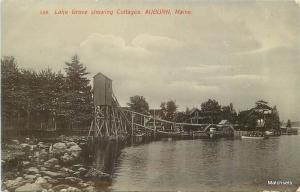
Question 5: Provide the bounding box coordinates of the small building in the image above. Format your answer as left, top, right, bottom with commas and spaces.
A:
93, 72, 112, 106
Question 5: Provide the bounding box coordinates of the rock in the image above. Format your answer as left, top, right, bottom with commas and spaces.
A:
24, 174, 37, 181
40, 167, 47, 171
44, 158, 59, 168
66, 186, 81, 192
84, 168, 111, 181
15, 183, 43, 192
22, 161, 31, 167
72, 171, 80, 177
66, 142, 77, 148
35, 177, 47, 185
43, 176, 59, 185
35, 177, 52, 189
27, 167, 40, 174
72, 164, 83, 169
52, 143, 67, 155
38, 142, 48, 149
11, 139, 20, 145
78, 181, 89, 188
61, 153, 74, 163
54, 164, 61, 169
78, 167, 87, 172
4, 177, 26, 190
69, 145, 81, 151
64, 177, 82, 183
21, 143, 30, 149
82, 186, 95, 192
30, 145, 38, 150
52, 184, 70, 191
39, 149, 49, 160
40, 171, 63, 178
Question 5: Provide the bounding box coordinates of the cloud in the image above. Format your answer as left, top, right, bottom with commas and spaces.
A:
80, 33, 149, 58
132, 34, 183, 51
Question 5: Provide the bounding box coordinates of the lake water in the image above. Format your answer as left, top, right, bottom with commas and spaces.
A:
109, 135, 300, 192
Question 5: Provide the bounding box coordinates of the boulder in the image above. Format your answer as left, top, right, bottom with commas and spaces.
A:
61, 153, 74, 163
72, 171, 80, 177
64, 177, 82, 183
40, 171, 63, 178
82, 186, 95, 192
44, 158, 59, 168
40, 167, 47, 171
21, 143, 30, 149
78, 167, 87, 174
24, 174, 37, 181
38, 142, 48, 149
4, 177, 26, 190
84, 168, 111, 181
11, 139, 20, 145
52, 143, 67, 155
69, 145, 81, 151
35, 177, 47, 185
66, 142, 77, 148
52, 184, 70, 191
66, 186, 81, 192
61, 167, 74, 174
43, 176, 59, 185
54, 164, 61, 169
39, 149, 49, 160
27, 167, 40, 174
35, 177, 52, 189
22, 161, 31, 167
15, 183, 43, 192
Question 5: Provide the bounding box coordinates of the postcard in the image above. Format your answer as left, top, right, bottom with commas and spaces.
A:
1, 0, 300, 192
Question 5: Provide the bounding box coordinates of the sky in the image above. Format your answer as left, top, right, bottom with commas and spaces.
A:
2, 0, 300, 121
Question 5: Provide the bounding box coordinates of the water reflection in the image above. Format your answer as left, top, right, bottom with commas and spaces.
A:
111, 136, 300, 192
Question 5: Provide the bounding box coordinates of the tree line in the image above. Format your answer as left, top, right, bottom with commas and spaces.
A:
1, 55, 282, 134
1, 55, 93, 134
127, 96, 281, 130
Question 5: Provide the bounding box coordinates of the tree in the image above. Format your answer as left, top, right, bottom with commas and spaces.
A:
1, 57, 21, 132
64, 55, 93, 130
159, 100, 178, 121
221, 102, 237, 123
127, 95, 149, 114
201, 99, 221, 123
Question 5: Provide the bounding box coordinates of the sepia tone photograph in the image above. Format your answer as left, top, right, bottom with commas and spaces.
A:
1, 0, 300, 192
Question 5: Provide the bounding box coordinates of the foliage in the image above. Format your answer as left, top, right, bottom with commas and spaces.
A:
159, 100, 178, 121
1, 55, 93, 133
127, 95, 149, 114
200, 99, 221, 123
221, 103, 237, 123
237, 100, 281, 131
64, 55, 93, 127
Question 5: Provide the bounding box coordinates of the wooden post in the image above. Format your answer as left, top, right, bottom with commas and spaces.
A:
154, 109, 157, 136
131, 113, 134, 136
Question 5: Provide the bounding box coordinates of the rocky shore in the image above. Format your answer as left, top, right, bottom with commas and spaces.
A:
2, 136, 112, 192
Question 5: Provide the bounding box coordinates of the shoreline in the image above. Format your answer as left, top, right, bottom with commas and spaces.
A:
1, 136, 116, 192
